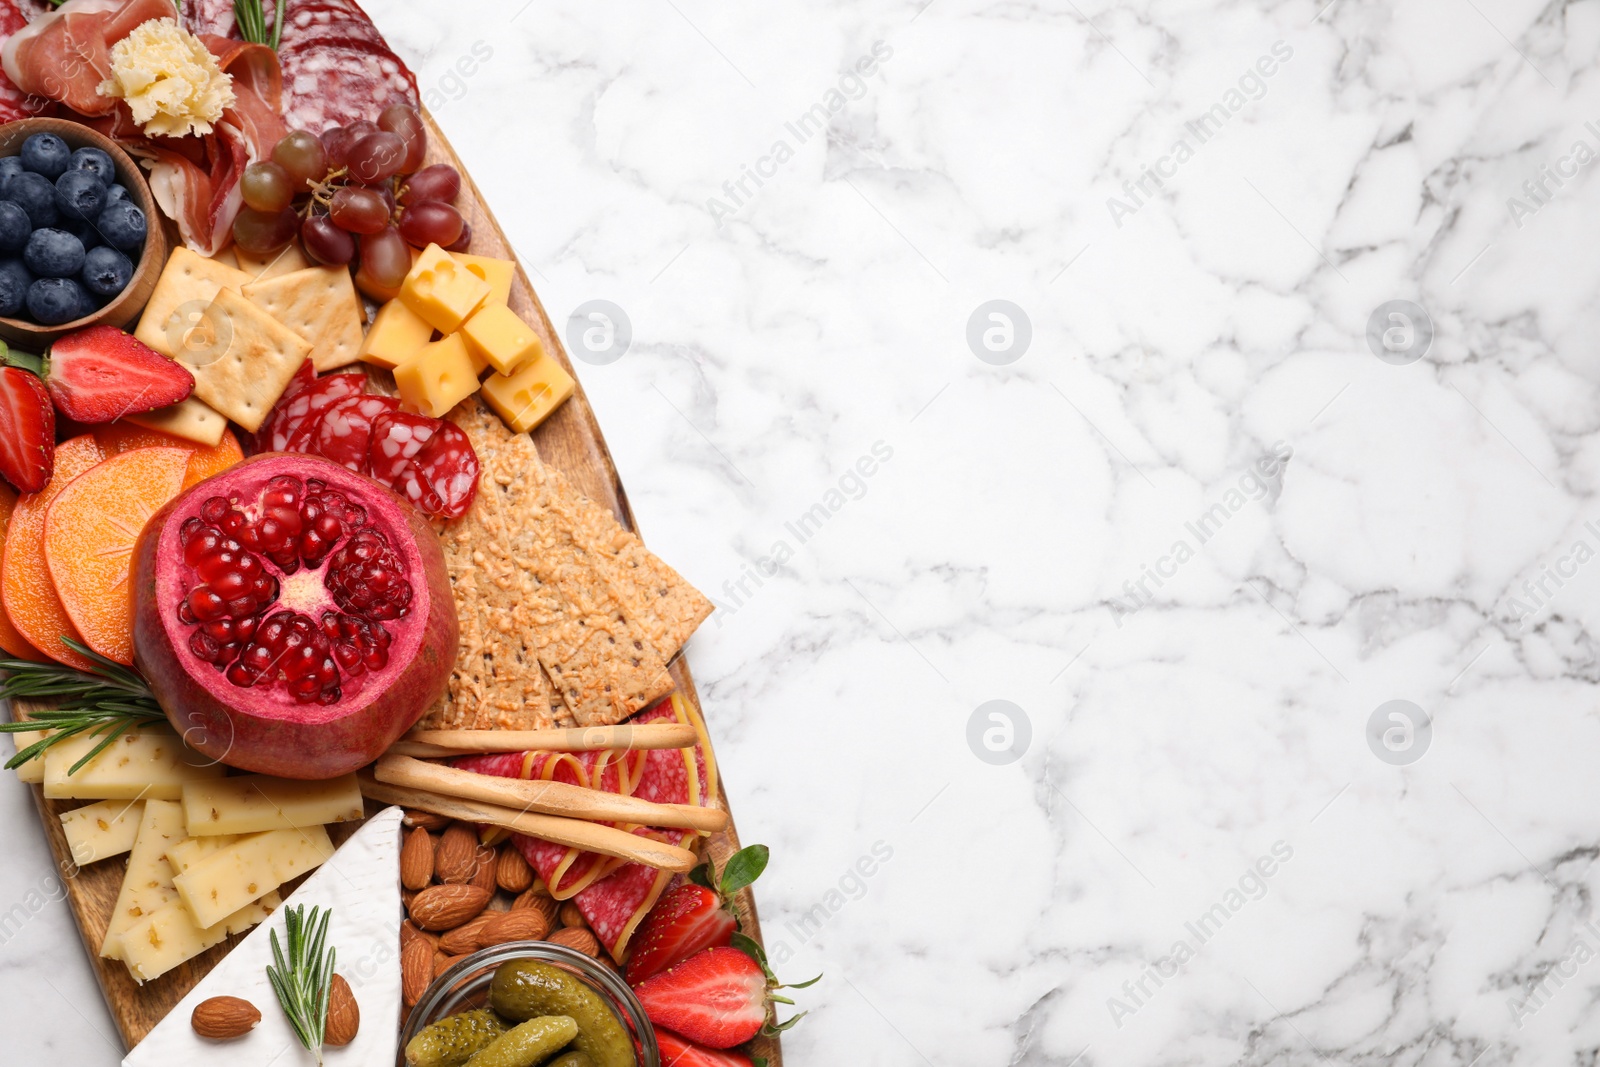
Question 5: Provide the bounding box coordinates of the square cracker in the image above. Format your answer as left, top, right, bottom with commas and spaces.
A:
124, 397, 229, 448
178, 287, 311, 433
243, 266, 366, 372
235, 242, 311, 283
134, 248, 252, 358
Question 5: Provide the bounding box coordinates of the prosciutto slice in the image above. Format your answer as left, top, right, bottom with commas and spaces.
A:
2, 0, 176, 116
0, 0, 51, 122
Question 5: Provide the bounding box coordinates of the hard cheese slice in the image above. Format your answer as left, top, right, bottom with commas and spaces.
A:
102, 799, 186, 961
121, 891, 281, 983
174, 824, 335, 928
123, 807, 403, 1067
60, 799, 145, 866
43, 729, 225, 801
181, 773, 364, 836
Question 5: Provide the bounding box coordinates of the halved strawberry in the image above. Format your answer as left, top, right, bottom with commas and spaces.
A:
627, 844, 768, 985
657, 1028, 756, 1067
633, 940, 817, 1050
13, 326, 194, 424
0, 367, 54, 493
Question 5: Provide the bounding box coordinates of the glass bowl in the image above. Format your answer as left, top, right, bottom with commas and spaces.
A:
399, 940, 659, 1067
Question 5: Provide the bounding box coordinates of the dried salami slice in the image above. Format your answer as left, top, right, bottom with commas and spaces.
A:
260, 371, 366, 454
182, 0, 237, 37
273, 0, 388, 52
280, 42, 418, 134
313, 393, 400, 472
366, 412, 480, 520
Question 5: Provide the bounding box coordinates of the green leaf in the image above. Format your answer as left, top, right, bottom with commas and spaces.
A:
786, 972, 823, 990
719, 844, 769, 897
763, 1010, 808, 1036
688, 862, 715, 890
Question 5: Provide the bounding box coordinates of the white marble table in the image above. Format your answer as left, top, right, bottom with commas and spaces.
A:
8, 0, 1600, 1063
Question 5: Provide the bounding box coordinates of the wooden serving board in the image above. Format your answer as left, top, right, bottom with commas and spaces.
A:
13, 111, 781, 1066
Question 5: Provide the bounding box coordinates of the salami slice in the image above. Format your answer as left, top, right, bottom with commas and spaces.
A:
260, 371, 365, 454
182, 0, 236, 37
313, 393, 400, 472
273, 0, 388, 52
279, 41, 418, 133
366, 412, 480, 520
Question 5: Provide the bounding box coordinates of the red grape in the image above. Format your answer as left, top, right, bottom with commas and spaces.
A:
399, 164, 460, 207
272, 130, 327, 190
329, 186, 391, 234
445, 221, 472, 254
232, 206, 298, 255
354, 226, 411, 300
379, 104, 427, 175
346, 120, 380, 142
398, 201, 463, 248
347, 131, 406, 185
240, 161, 293, 213
302, 215, 355, 266
321, 125, 356, 170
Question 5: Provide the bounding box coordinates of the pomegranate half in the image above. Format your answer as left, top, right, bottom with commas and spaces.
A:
132, 454, 458, 779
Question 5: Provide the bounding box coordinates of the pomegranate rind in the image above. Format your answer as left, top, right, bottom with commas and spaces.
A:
132, 453, 458, 780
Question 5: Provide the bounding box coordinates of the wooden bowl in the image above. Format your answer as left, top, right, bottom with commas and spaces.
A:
0, 117, 167, 348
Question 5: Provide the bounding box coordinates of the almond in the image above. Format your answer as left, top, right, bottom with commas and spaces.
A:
402, 934, 434, 1006
191, 996, 261, 1040
496, 847, 534, 894
558, 901, 585, 928
434, 952, 461, 980
400, 827, 435, 891
470, 846, 499, 894
479, 908, 549, 947
404, 809, 452, 831
548, 926, 600, 958
325, 974, 360, 1047
513, 888, 560, 926
409, 883, 492, 931
439, 914, 495, 956
435, 824, 479, 884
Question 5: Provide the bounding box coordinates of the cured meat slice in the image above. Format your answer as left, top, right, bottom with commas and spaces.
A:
2, 0, 176, 116
366, 412, 480, 521
456, 694, 721, 961
182, 0, 236, 37
273, 0, 388, 51
259, 371, 365, 454
313, 393, 399, 472
279, 40, 418, 133
0, 0, 51, 123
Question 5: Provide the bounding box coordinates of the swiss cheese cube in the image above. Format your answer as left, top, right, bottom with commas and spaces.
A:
400, 244, 492, 333
461, 303, 543, 376
453, 252, 515, 307
394, 333, 481, 418
121, 891, 280, 983
173, 825, 335, 929
101, 799, 186, 960
480, 351, 576, 434
182, 773, 363, 836
360, 298, 434, 369
44, 729, 225, 801
61, 799, 145, 866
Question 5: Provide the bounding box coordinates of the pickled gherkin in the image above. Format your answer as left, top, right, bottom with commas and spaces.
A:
405, 1008, 511, 1067
490, 961, 635, 1067
464, 1016, 579, 1067
547, 1054, 597, 1067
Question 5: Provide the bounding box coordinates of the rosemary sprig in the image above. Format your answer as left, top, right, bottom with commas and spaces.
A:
267, 905, 336, 1065
0, 639, 167, 774
234, 0, 287, 50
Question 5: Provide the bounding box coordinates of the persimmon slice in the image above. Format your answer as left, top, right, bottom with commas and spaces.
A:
1, 435, 105, 670
93, 423, 243, 490
45, 447, 191, 666
0, 483, 45, 662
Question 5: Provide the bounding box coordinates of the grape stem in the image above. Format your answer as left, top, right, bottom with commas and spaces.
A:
304, 167, 351, 215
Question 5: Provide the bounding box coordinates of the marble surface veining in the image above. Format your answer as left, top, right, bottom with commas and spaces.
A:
8, 0, 1600, 1063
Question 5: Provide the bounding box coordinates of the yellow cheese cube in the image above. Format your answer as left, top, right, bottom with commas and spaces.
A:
166, 834, 239, 874
182, 773, 363, 836
102, 800, 186, 960
394, 333, 482, 418
121, 891, 280, 983
453, 252, 515, 307
173, 825, 334, 928
61, 799, 145, 866
44, 729, 225, 801
400, 244, 492, 333
461, 303, 544, 376
480, 352, 575, 434
360, 298, 434, 369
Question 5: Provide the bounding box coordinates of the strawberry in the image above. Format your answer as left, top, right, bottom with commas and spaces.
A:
627, 844, 767, 985
23, 326, 194, 424
657, 1028, 756, 1067
0, 367, 54, 493
633, 941, 817, 1050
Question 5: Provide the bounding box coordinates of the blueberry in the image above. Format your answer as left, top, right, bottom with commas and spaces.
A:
96, 198, 145, 253
0, 157, 22, 196
3, 171, 57, 228
20, 133, 70, 180
0, 201, 30, 254
26, 277, 86, 325
104, 183, 129, 205
80, 245, 131, 298
68, 147, 114, 186
55, 169, 104, 223
24, 228, 85, 278
0, 258, 30, 317
62, 218, 101, 251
